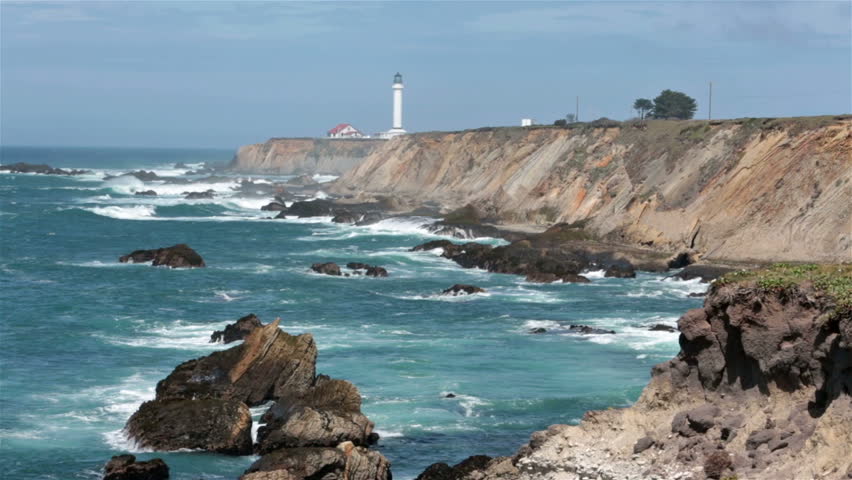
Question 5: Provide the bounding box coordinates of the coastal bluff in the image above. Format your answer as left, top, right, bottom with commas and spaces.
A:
332, 116, 852, 263
229, 137, 383, 175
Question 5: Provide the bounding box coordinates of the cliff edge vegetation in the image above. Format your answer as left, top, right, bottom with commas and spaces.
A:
332, 116, 852, 263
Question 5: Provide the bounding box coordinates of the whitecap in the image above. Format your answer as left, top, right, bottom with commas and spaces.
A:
82, 205, 156, 220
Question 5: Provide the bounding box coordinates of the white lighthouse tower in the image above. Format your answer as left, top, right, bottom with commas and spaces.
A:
383, 72, 407, 138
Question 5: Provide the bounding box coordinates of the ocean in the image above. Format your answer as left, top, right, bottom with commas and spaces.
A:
0, 146, 703, 479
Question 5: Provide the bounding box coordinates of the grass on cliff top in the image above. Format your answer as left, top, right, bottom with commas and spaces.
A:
716, 263, 852, 308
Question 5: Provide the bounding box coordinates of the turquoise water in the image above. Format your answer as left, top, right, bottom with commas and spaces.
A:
0, 146, 703, 479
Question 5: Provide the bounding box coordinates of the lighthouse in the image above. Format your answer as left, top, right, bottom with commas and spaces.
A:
384, 72, 407, 138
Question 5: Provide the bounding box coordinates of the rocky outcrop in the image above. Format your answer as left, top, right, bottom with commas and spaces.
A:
334, 117, 852, 263
155, 319, 317, 406
566, 325, 615, 335
0, 162, 89, 175
103, 455, 169, 480
425, 264, 852, 480
230, 138, 384, 175
604, 264, 636, 278
134, 190, 158, 196
669, 264, 738, 282
416, 455, 494, 480
311, 262, 341, 276
442, 284, 486, 296
240, 442, 391, 480
184, 190, 215, 199
119, 244, 206, 268
346, 263, 388, 277
125, 398, 253, 454
210, 313, 264, 344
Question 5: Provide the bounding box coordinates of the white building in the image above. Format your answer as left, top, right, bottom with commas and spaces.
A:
380, 72, 407, 139
521, 118, 535, 127
327, 123, 365, 138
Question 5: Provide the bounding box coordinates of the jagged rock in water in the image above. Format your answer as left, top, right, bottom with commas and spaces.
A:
184, 190, 215, 199
355, 212, 384, 226
567, 324, 615, 335
311, 262, 341, 276
332, 211, 360, 224
0, 162, 90, 176
256, 377, 374, 453
119, 244, 206, 268
415, 455, 494, 480
441, 284, 486, 296
276, 199, 336, 218
648, 324, 677, 333
125, 398, 252, 455
210, 313, 264, 344
529, 328, 547, 334
134, 190, 158, 196
240, 442, 391, 480
103, 455, 169, 480
669, 264, 737, 282
155, 319, 317, 406
525, 272, 590, 284
346, 262, 388, 277
604, 264, 636, 278
261, 202, 288, 211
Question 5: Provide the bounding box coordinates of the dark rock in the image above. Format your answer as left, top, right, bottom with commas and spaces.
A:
355, 212, 384, 226
332, 211, 360, 223
155, 319, 317, 406
669, 264, 737, 283
119, 244, 205, 268
525, 272, 591, 283
260, 202, 287, 211
210, 314, 264, 344
667, 251, 697, 269
103, 455, 169, 480
703, 450, 732, 479
687, 291, 707, 297
685, 404, 720, 433
346, 262, 388, 277
411, 240, 456, 252
134, 190, 158, 196
445, 393, 456, 398
529, 328, 547, 334
366, 266, 388, 277
311, 262, 341, 276
241, 443, 391, 480
604, 264, 636, 278
347, 262, 371, 270
649, 324, 677, 333
256, 377, 374, 452
441, 284, 486, 296
0, 162, 89, 176
125, 398, 252, 455
276, 199, 335, 218
633, 436, 655, 454
184, 190, 215, 199
415, 455, 493, 480
567, 324, 615, 335
425, 222, 503, 240
121, 170, 162, 182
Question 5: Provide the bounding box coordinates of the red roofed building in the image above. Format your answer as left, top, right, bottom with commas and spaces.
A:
327, 123, 365, 138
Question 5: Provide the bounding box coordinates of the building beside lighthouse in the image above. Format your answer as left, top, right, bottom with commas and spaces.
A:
380, 72, 407, 139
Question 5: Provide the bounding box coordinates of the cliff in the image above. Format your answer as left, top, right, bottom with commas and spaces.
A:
229, 138, 384, 175
421, 264, 852, 480
332, 116, 852, 263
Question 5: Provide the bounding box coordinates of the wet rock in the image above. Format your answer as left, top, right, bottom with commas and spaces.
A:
134, 190, 158, 196
444, 393, 456, 398
256, 378, 374, 452
567, 324, 615, 335
332, 211, 360, 224
415, 455, 493, 480
525, 272, 590, 283
311, 262, 341, 276
103, 455, 169, 480
441, 284, 486, 296
241, 442, 391, 480
155, 319, 317, 406
119, 244, 206, 268
210, 313, 264, 344
346, 263, 388, 277
687, 291, 707, 297
669, 264, 737, 283
425, 223, 503, 240
633, 436, 655, 454
604, 264, 636, 278
355, 212, 384, 226
122, 170, 162, 182
184, 190, 215, 199
276, 199, 335, 218
125, 397, 252, 455
365, 266, 388, 277
529, 327, 547, 334
0, 162, 90, 175
411, 240, 455, 252
260, 202, 287, 211
703, 450, 732, 479
649, 324, 677, 333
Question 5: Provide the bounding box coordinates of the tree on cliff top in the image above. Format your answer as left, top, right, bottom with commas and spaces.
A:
652, 90, 697, 120
633, 98, 653, 120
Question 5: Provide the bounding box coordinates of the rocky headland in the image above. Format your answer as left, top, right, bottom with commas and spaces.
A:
230, 137, 384, 175
415, 264, 852, 480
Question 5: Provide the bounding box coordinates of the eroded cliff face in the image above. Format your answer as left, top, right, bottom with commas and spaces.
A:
333, 117, 852, 263
230, 138, 384, 175
433, 266, 852, 480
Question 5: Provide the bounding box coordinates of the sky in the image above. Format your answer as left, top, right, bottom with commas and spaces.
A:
1, 1, 850, 149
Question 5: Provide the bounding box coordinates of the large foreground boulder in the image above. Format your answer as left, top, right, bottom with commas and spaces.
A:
257, 377, 375, 453
119, 244, 206, 268
415, 455, 493, 480
156, 319, 317, 406
103, 455, 169, 480
241, 442, 391, 480
210, 313, 264, 344
125, 398, 252, 455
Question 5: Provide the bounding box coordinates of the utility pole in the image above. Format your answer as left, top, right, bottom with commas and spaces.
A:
708, 81, 713, 121
576, 96, 579, 122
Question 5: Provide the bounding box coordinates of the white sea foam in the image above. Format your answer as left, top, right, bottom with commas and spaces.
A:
312, 174, 338, 183
582, 269, 607, 279
522, 320, 562, 330
83, 205, 156, 220
374, 429, 404, 438
103, 429, 153, 452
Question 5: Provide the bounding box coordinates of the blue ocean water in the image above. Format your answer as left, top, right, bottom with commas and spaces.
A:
0, 146, 703, 479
